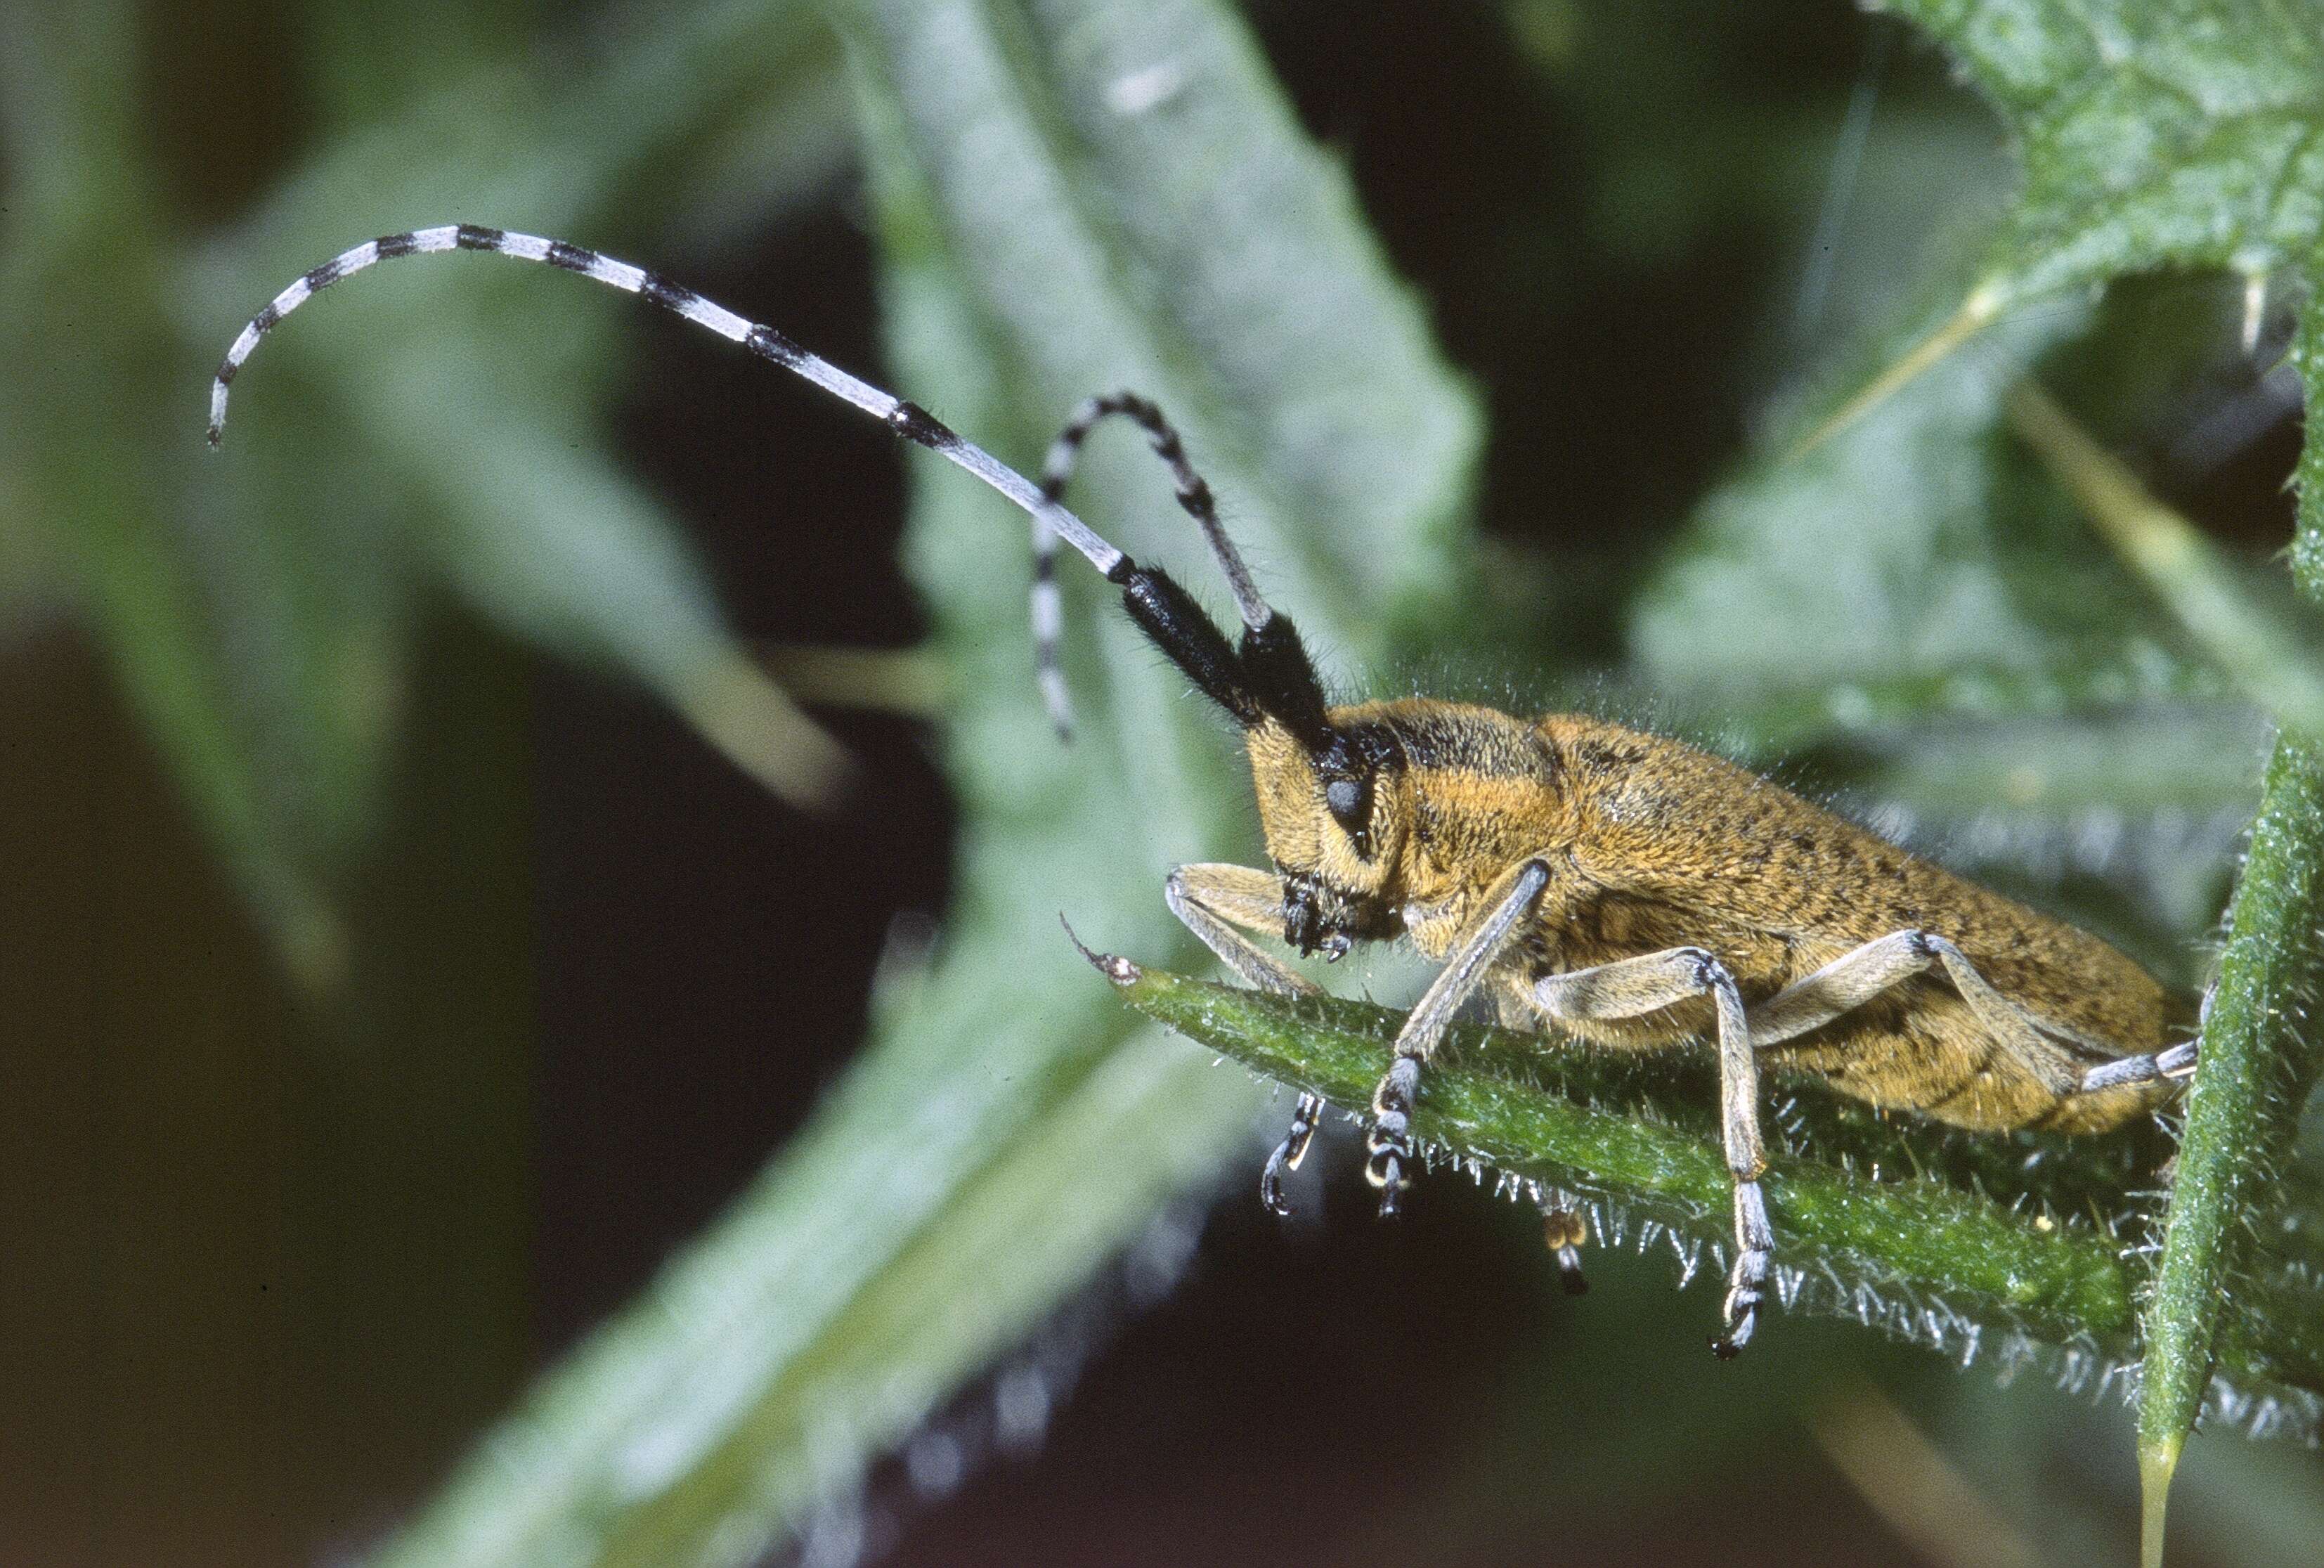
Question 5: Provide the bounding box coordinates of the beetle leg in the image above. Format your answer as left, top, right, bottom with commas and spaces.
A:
2078, 1039, 2198, 1091
1259, 1092, 1325, 1217
1534, 947, 1769, 1356
1537, 1186, 1590, 1295
1749, 928, 2193, 1108
1166, 863, 1319, 998
1164, 864, 1334, 1214
1363, 860, 1552, 1217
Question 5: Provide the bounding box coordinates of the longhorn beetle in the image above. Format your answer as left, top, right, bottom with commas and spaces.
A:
209, 226, 2200, 1356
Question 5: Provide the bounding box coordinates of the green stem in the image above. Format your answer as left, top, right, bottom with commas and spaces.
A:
2135, 285, 2324, 1564
1107, 962, 2324, 1406
1786, 280, 2006, 459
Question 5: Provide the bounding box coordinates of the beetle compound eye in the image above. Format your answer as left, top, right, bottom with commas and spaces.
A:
1324, 774, 1375, 858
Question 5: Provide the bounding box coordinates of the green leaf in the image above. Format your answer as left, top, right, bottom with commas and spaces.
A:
1630, 264, 2209, 715
1804, 1, 2324, 448
1850, 1, 2324, 1547
1885, 0, 2324, 302
1649, 8, 2324, 1538
187, 0, 857, 826
1726, 5, 2324, 1552
2007, 378, 2324, 740
365, 0, 1481, 1560
1110, 963, 2324, 1415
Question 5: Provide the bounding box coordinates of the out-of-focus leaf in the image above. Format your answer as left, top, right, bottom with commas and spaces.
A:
1809, 0, 2324, 448
324, 320, 851, 803
1109, 964, 2324, 1413
0, 0, 852, 978
2136, 290, 2324, 1560
1630, 279, 2198, 710
2008, 380, 2324, 738
1886, 0, 2324, 303
191, 0, 857, 827
366, 0, 1481, 1560
0, 5, 361, 981
847, 0, 1479, 633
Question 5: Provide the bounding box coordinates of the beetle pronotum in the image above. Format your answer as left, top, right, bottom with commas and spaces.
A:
210, 225, 2199, 1355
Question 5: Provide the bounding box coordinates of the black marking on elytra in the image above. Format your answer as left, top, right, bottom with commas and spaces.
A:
887, 399, 958, 451
545, 240, 595, 273
1349, 708, 1558, 783
1569, 737, 1649, 777
375, 231, 420, 260
746, 324, 803, 368
455, 224, 500, 250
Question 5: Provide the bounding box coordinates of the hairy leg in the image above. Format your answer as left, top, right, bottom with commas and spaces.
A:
1749, 928, 2197, 1101
1534, 947, 1770, 1356
1164, 863, 1326, 1214
1363, 860, 1552, 1217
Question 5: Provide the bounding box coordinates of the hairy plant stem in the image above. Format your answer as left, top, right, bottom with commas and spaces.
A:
2134, 290, 2324, 1563
1107, 962, 2324, 1406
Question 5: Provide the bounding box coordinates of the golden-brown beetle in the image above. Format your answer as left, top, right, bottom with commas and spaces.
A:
209, 225, 2198, 1356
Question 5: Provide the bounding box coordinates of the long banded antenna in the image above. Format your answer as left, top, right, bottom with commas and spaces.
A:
207, 224, 1128, 583
1032, 391, 1283, 739
212, 225, 1326, 748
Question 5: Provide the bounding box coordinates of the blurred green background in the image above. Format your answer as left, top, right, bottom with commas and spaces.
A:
4, 0, 2323, 1564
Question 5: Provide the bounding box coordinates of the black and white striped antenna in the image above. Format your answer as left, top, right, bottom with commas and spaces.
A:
209, 226, 1138, 735
212, 224, 1299, 746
